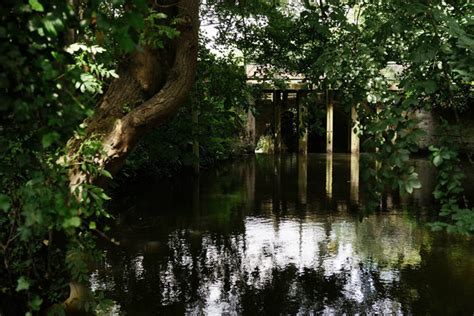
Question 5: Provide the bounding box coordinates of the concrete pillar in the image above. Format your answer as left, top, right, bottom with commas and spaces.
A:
326, 90, 333, 153
297, 92, 308, 155
297, 154, 307, 206
246, 109, 256, 152
273, 90, 282, 153
350, 105, 360, 153
192, 101, 199, 175
282, 91, 288, 152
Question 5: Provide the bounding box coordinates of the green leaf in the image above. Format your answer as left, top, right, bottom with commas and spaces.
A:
42, 132, 60, 148
100, 192, 111, 200
64, 216, 81, 228
441, 151, 452, 160
16, 276, 30, 292
151, 12, 167, 20
116, 30, 135, 52
0, 194, 11, 211
433, 155, 443, 167
29, 0, 44, 12
405, 183, 414, 194
127, 12, 145, 30
433, 190, 444, 199
30, 296, 43, 311
101, 169, 113, 179
423, 80, 437, 94
43, 19, 57, 36
411, 179, 422, 189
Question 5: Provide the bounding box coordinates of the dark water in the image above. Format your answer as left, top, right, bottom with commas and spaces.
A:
94, 154, 474, 315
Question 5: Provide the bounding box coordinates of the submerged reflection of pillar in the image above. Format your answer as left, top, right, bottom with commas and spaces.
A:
272, 155, 282, 212
297, 154, 308, 206
192, 176, 200, 216
326, 154, 333, 201
245, 156, 256, 213
350, 154, 360, 204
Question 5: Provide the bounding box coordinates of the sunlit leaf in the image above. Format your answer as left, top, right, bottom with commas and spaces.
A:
29, 0, 44, 12
16, 277, 30, 292
64, 216, 81, 228
433, 155, 443, 167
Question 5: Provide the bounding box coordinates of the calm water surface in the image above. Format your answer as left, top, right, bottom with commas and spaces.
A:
94, 154, 474, 315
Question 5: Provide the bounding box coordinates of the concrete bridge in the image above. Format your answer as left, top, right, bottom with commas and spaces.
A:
245, 65, 360, 155
244, 64, 474, 156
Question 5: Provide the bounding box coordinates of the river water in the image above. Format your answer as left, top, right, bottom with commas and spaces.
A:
94, 154, 474, 314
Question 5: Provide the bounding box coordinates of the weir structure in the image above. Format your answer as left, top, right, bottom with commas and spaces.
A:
245, 65, 360, 155
244, 64, 362, 205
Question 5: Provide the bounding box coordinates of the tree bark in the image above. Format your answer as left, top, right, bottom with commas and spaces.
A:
69, 0, 200, 189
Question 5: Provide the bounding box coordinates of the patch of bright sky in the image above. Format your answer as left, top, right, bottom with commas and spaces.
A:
201, 0, 362, 58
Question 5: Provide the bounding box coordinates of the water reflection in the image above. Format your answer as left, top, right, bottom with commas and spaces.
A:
297, 155, 307, 206
96, 154, 474, 314
325, 154, 333, 201
350, 154, 359, 204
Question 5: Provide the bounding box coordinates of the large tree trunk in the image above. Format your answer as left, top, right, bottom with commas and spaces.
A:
69, 0, 200, 189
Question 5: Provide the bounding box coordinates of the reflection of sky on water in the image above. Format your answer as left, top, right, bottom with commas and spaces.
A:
91, 214, 425, 314
212, 215, 411, 313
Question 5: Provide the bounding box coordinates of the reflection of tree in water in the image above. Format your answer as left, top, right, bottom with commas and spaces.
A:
238, 266, 348, 314
383, 237, 474, 315
352, 215, 428, 268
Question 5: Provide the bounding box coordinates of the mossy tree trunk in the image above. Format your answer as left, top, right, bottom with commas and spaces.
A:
68, 0, 200, 189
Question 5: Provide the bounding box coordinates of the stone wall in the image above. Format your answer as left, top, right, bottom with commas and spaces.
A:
415, 109, 474, 153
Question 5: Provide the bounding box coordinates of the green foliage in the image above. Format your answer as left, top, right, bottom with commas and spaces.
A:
140, 11, 181, 48
0, 0, 191, 311
66, 43, 118, 94
305, 93, 327, 138
255, 135, 274, 153
0, 0, 148, 312
428, 122, 474, 234
92, 0, 149, 53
